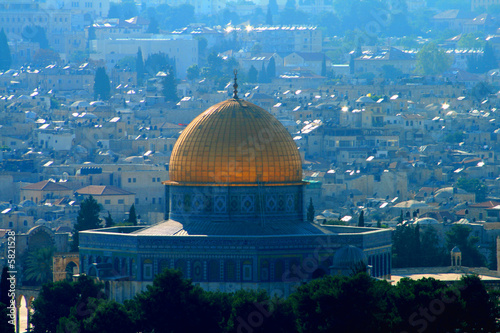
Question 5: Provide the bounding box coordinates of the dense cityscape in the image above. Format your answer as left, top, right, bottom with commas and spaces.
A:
0, 0, 499, 331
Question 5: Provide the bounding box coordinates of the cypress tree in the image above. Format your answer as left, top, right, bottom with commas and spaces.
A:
266, 5, 273, 25
307, 198, 315, 223
248, 65, 258, 83
93, 67, 111, 101
0, 266, 9, 306
267, 56, 276, 79
358, 210, 364, 227
136, 47, 144, 86
128, 204, 137, 226
482, 42, 497, 73
104, 211, 114, 228
0, 29, 11, 71
259, 62, 267, 83
161, 66, 178, 102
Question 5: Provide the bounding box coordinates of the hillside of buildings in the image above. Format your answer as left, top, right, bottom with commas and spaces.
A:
0, 0, 500, 286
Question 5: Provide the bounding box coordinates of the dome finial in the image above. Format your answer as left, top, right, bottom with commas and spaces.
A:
233, 69, 239, 99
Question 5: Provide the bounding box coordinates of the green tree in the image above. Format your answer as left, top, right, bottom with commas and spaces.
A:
0, 303, 13, 333
195, 37, 208, 65
267, 56, 276, 78
392, 223, 427, 267
420, 227, 448, 266
82, 300, 135, 333
392, 277, 463, 332
457, 32, 485, 49
446, 224, 486, 267
145, 52, 174, 75
291, 273, 396, 333
470, 81, 493, 102
104, 211, 114, 228
146, 16, 159, 34
161, 67, 178, 102
126, 269, 222, 333
268, 0, 279, 15
358, 210, 364, 227
307, 198, 315, 223
458, 274, 499, 332
482, 42, 497, 73
136, 47, 144, 86
456, 177, 488, 202
266, 4, 273, 25
23, 247, 54, 285
32, 275, 103, 333
381, 65, 402, 80
0, 28, 11, 71
0, 266, 9, 306
445, 131, 464, 143
416, 42, 452, 75
248, 65, 258, 83
107, 0, 138, 19
128, 204, 137, 226
93, 67, 111, 101
72, 195, 102, 251
187, 64, 200, 80
23, 25, 49, 49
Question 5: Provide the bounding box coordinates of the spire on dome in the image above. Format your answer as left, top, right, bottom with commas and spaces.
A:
233, 69, 238, 99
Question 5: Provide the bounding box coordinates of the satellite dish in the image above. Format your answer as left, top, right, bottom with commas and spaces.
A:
62, 172, 69, 182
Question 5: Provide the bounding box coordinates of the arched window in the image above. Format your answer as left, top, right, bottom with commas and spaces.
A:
143, 259, 153, 280
225, 260, 236, 282
208, 260, 219, 281
192, 261, 203, 281
260, 260, 269, 281
274, 260, 284, 282
242, 260, 252, 281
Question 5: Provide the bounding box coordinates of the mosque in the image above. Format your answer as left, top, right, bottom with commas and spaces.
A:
79, 78, 392, 301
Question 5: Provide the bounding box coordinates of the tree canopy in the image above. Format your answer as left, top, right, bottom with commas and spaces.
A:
446, 224, 486, 267
29, 267, 500, 333
456, 177, 488, 202
31, 275, 103, 333
416, 42, 452, 75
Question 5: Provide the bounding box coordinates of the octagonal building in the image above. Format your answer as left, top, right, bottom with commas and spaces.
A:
79, 88, 392, 301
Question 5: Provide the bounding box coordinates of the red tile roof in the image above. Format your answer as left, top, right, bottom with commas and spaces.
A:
22, 180, 71, 191
75, 185, 134, 196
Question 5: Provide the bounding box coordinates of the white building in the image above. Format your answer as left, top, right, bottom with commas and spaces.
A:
90, 36, 198, 79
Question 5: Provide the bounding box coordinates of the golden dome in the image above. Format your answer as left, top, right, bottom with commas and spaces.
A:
169, 98, 302, 185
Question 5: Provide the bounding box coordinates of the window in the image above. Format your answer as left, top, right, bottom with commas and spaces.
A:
118, 199, 124, 204
133, 178, 136, 183
152, 198, 156, 204
157, 177, 160, 182
135, 198, 139, 204
105, 200, 111, 204
143, 259, 153, 280
242, 260, 252, 281
128, 178, 131, 183
152, 178, 155, 182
